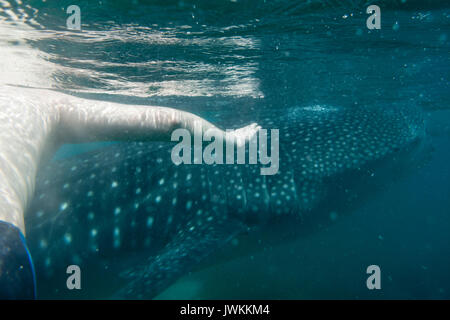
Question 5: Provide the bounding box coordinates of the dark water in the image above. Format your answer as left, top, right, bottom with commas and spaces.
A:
1, 0, 449, 299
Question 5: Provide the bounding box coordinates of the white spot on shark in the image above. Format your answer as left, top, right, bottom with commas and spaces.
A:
39, 239, 48, 249
63, 233, 72, 244
147, 216, 154, 228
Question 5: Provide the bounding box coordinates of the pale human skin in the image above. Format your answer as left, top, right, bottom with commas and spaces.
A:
0, 86, 260, 235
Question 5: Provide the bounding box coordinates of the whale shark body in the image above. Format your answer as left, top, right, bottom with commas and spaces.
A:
25, 103, 426, 299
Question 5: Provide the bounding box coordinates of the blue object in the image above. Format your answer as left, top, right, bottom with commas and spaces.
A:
0, 221, 36, 299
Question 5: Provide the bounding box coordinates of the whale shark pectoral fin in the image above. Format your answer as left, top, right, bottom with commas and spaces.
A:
113, 217, 246, 299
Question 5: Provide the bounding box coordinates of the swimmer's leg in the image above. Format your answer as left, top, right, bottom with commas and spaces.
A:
0, 221, 36, 299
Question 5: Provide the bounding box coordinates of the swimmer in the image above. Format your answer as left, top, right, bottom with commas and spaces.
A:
0, 85, 260, 299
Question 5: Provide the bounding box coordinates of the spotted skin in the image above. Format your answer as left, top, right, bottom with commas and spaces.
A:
25, 103, 425, 298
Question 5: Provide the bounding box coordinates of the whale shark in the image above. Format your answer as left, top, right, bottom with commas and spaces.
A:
25, 102, 426, 299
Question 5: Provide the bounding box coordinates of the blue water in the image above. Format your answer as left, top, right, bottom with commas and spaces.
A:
1, 0, 449, 299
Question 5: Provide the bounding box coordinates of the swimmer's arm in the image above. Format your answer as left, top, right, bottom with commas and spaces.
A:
57, 99, 259, 144
58, 101, 217, 142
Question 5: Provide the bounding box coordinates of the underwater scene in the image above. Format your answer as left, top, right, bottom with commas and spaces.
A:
0, 0, 449, 300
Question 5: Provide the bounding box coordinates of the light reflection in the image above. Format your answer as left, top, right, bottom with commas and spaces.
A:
0, 3, 264, 99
